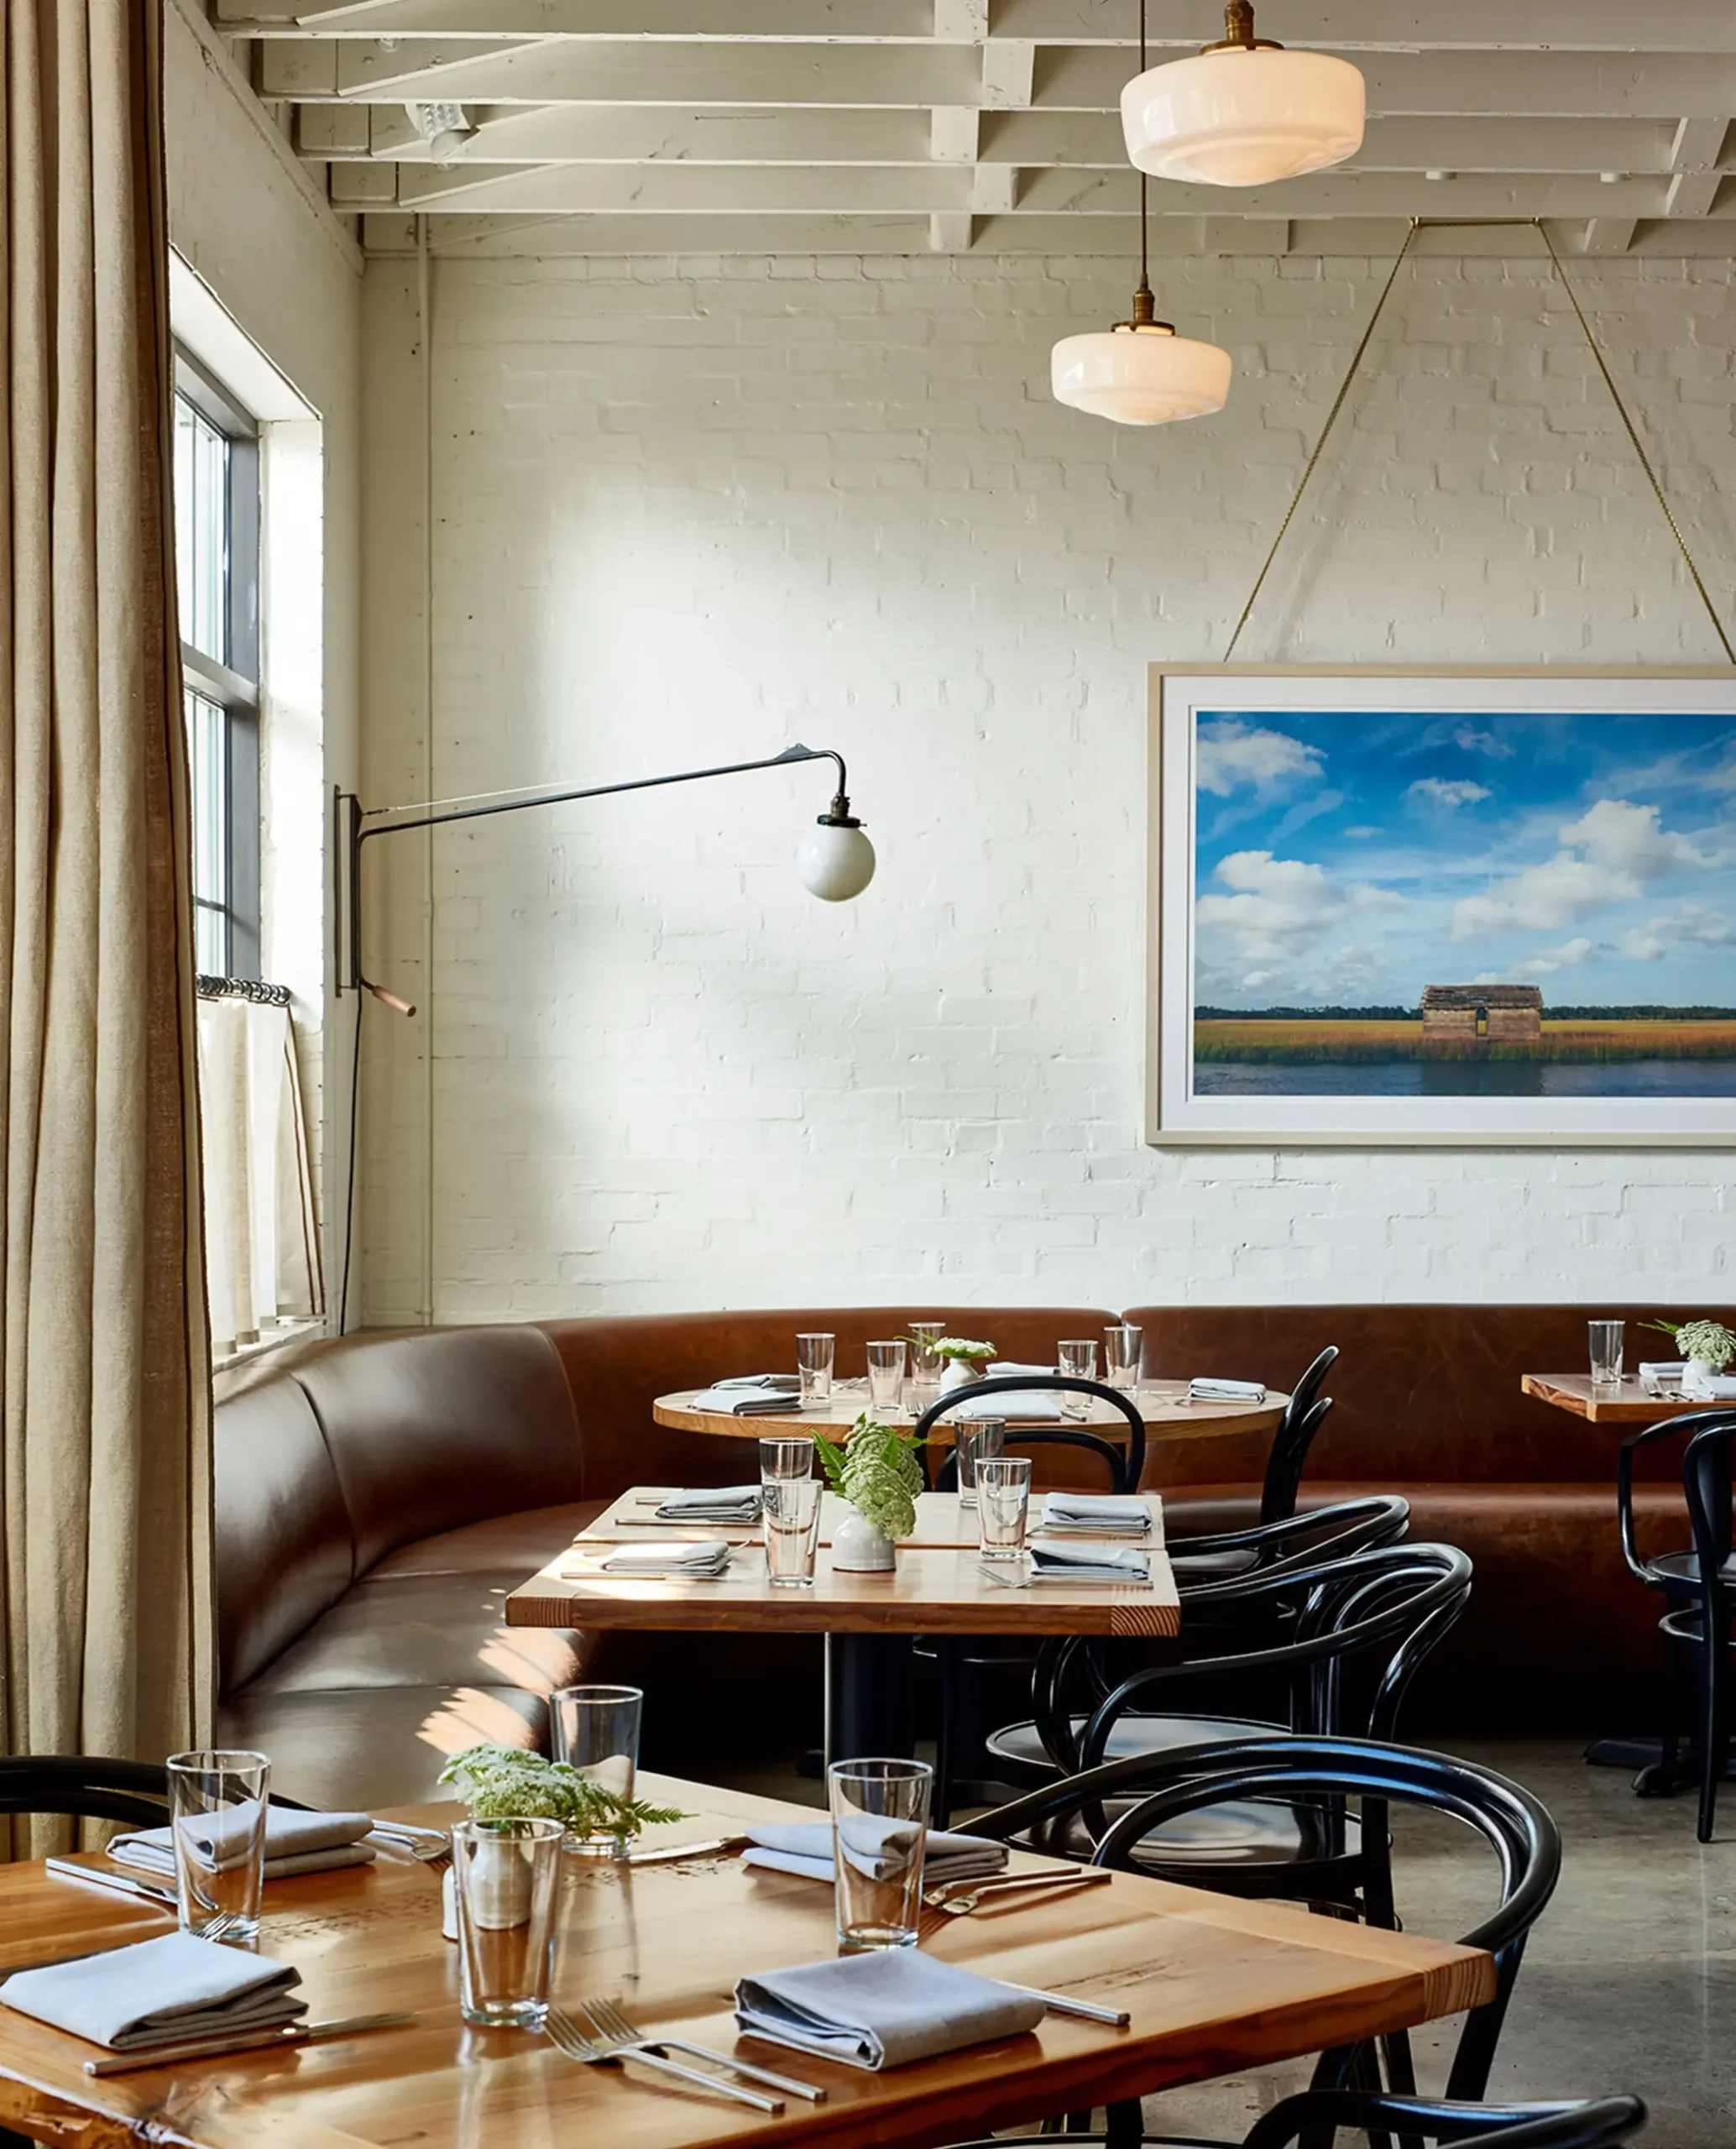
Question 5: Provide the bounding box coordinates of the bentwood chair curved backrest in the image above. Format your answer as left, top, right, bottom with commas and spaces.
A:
941, 2090, 1647, 2149
0, 1755, 311, 1829
1260, 1344, 1340, 1525
913, 1375, 1148, 1496
974, 1733, 1561, 2111
1665, 1416, 1736, 1840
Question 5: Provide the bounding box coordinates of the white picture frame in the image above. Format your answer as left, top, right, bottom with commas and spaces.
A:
1147, 665, 1736, 1148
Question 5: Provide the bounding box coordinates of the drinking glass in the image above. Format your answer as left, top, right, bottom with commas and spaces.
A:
828, 1758, 933, 1952
1104, 1323, 1143, 1393
797, 1333, 835, 1404
1588, 1320, 1625, 1389
1058, 1338, 1099, 1418
165, 1749, 269, 1942
865, 1340, 907, 1414
452, 1817, 563, 2029
549, 1684, 642, 1854
907, 1320, 947, 1393
759, 1435, 815, 1484
953, 1415, 1005, 1509
977, 1456, 1033, 1562
764, 1477, 823, 1587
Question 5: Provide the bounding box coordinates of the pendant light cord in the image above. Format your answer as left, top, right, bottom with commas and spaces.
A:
1225, 218, 1735, 663
1136, 0, 1150, 303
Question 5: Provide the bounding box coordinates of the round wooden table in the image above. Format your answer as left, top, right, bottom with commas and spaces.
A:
652, 1379, 1288, 1446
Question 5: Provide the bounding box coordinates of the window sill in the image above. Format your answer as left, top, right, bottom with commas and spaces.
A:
212, 1317, 327, 1375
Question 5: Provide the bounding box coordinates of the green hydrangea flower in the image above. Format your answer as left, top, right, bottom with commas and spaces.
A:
1676, 1320, 1736, 1371
813, 1413, 925, 1540
438, 1744, 687, 1835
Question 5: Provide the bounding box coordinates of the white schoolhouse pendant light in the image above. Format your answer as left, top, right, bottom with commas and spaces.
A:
1122, 0, 1364, 188
1052, 0, 1231, 426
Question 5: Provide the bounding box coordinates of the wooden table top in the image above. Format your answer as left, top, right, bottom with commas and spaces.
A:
654, 1381, 1287, 1446
1521, 1373, 1723, 1424
508, 1539, 1181, 1639
582, 1488, 1169, 1552
0, 1774, 1494, 2149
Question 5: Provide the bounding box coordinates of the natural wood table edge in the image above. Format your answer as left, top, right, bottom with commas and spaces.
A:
1522, 1371, 1711, 1424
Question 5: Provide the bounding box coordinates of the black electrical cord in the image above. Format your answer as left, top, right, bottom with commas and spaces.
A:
337, 988, 363, 1336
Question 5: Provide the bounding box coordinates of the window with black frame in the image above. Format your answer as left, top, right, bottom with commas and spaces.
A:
174, 352, 260, 980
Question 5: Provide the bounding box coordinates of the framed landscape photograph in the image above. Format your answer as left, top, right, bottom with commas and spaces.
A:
1148, 667, 1736, 1146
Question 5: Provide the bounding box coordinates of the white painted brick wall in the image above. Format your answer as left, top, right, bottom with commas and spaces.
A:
358, 250, 1736, 1323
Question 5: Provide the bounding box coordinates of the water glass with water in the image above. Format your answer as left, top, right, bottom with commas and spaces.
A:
977, 1456, 1033, 1562
549, 1684, 642, 1853
953, 1415, 1005, 1508
452, 1817, 563, 2029
1104, 1323, 1142, 1392
797, 1332, 835, 1404
907, 1320, 946, 1393
165, 1749, 270, 1942
865, 1340, 907, 1414
1058, 1338, 1098, 1418
1588, 1320, 1625, 1388
829, 1758, 933, 1952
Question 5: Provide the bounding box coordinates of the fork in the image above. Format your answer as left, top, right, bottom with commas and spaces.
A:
543, 2006, 783, 2112
578, 1995, 824, 2103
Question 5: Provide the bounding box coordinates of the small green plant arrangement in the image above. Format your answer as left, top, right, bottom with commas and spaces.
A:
926, 1337, 996, 1364
814, 1412, 926, 1541
439, 1744, 688, 1842
1645, 1319, 1736, 1372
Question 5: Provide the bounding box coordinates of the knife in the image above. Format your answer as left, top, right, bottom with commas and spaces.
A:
44, 1859, 177, 1909
85, 2012, 418, 2077
625, 1834, 752, 1866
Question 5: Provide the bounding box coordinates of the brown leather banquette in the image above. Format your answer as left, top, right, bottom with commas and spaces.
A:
215, 1303, 1712, 1808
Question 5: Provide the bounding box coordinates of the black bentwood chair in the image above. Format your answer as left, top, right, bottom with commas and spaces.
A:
913, 1373, 1147, 1823
968, 1735, 1561, 2141
941, 2092, 1646, 2149
1613, 1409, 1736, 1825
0, 1754, 311, 1830
1656, 1416, 1736, 1840
995, 1539, 1469, 1808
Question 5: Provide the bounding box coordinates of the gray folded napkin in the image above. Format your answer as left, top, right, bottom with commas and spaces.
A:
596, 1540, 731, 1577
1684, 1367, 1736, 1399
1043, 1492, 1153, 1538
1188, 1377, 1267, 1404
654, 1485, 761, 1523
735, 1951, 1043, 2071
108, 1804, 376, 1884
716, 1375, 802, 1392
688, 1386, 803, 1416
949, 1392, 1061, 1423
1027, 1539, 1152, 1586
741, 1821, 1005, 1885
987, 1362, 1054, 1378
0, 1931, 305, 2052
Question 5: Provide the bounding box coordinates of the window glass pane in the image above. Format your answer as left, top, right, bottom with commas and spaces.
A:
174, 394, 229, 667
186, 688, 227, 973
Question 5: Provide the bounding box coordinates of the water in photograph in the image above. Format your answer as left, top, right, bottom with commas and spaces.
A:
1192, 1059, 1736, 1099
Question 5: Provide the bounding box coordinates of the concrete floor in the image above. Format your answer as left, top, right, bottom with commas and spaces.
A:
719, 1739, 1736, 2144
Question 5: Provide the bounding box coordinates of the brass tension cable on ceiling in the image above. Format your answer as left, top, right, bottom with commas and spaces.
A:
1222, 217, 1736, 667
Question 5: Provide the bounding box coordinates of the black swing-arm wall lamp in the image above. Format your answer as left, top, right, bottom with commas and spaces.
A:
335, 741, 875, 1017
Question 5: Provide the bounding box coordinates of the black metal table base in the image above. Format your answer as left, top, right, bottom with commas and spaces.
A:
825, 1634, 918, 1764
1584, 1736, 1736, 1786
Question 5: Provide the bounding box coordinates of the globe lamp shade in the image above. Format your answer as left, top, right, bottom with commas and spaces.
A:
1122, 44, 1364, 187
799, 817, 876, 902
1051, 323, 1231, 426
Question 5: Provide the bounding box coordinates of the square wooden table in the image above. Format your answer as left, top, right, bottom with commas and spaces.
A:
0, 1774, 1493, 2149
582, 1487, 1166, 1551
508, 1514, 1179, 1761
1522, 1372, 1722, 1424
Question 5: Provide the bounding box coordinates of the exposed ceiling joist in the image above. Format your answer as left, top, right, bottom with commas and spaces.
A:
220, 0, 1736, 256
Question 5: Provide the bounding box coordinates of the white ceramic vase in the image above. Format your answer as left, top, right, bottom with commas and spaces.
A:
939, 1359, 986, 1395
831, 1505, 897, 1573
442, 1837, 533, 1942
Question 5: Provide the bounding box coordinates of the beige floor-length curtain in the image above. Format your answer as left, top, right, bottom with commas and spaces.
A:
0, 0, 212, 1847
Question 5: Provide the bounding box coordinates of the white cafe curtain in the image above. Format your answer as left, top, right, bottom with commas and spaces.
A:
196, 996, 322, 1355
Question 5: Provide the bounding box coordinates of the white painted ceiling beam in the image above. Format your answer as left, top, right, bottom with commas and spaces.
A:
269, 40, 1736, 120
1663, 117, 1728, 215
384, 163, 1672, 219
224, 0, 1736, 50
1581, 217, 1639, 254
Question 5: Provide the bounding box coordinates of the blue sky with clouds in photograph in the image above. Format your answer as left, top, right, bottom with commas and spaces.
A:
1192, 708, 1736, 1009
